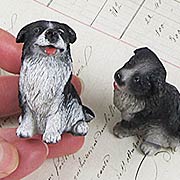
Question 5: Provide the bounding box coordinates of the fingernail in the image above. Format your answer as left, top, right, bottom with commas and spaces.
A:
0, 140, 19, 178
42, 142, 49, 156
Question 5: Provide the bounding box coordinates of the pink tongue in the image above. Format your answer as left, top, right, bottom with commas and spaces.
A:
45, 47, 57, 55
113, 82, 119, 90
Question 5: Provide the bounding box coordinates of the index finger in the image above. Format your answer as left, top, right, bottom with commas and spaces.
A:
0, 29, 22, 74
0, 128, 85, 159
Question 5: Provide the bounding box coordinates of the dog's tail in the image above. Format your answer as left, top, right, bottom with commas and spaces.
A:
83, 105, 95, 122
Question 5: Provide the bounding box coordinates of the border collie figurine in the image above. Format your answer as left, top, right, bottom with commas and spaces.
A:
113, 47, 180, 155
16, 20, 95, 143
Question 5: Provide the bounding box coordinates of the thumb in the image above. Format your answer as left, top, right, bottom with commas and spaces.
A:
0, 138, 19, 178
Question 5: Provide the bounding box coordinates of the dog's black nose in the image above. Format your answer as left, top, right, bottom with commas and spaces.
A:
114, 70, 125, 86
45, 29, 59, 43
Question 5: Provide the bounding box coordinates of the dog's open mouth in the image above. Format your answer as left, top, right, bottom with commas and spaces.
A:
113, 81, 126, 91
40, 45, 64, 55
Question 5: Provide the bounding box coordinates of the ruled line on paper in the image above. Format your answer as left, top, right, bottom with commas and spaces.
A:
142, 4, 180, 26
90, 0, 108, 26
32, 0, 119, 38
50, 0, 108, 26
32, 0, 180, 70
1, 1, 180, 180
119, 0, 146, 39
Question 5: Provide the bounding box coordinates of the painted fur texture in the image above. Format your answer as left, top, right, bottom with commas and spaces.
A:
113, 47, 180, 155
16, 20, 95, 143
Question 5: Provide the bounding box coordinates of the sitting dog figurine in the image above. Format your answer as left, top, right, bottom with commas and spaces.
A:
16, 20, 95, 143
113, 47, 180, 155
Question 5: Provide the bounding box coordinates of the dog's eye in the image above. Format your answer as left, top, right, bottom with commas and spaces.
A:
133, 76, 140, 83
58, 29, 64, 34
33, 27, 41, 34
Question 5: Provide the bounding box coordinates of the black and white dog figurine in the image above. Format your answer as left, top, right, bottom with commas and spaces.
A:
16, 20, 95, 143
113, 47, 180, 155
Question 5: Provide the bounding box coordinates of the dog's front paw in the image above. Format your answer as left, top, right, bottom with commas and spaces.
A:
169, 140, 180, 152
140, 141, 161, 156
16, 123, 35, 138
113, 122, 131, 139
18, 115, 22, 124
43, 131, 61, 143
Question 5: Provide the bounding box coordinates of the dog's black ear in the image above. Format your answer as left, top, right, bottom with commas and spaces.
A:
16, 23, 32, 43
134, 47, 150, 54
62, 24, 76, 44
16, 26, 28, 43
155, 77, 165, 96
150, 70, 166, 96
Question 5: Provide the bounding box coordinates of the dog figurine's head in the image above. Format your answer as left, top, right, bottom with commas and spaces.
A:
114, 47, 167, 97
16, 20, 76, 57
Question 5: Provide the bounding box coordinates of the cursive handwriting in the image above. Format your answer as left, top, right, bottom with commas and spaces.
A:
47, 0, 53, 7
143, 0, 165, 37
134, 153, 150, 180
53, 155, 75, 177
144, 0, 162, 26
155, 150, 173, 162
0, 13, 18, 33
154, 0, 162, 9
145, 14, 153, 25
135, 149, 175, 180
155, 23, 165, 36
97, 154, 111, 178
109, 1, 122, 17
169, 29, 180, 42
115, 136, 141, 179
73, 105, 113, 180
7, 13, 17, 32
47, 174, 54, 180
76, 46, 92, 76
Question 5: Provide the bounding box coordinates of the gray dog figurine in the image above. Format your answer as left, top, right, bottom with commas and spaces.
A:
113, 47, 180, 155
16, 20, 95, 143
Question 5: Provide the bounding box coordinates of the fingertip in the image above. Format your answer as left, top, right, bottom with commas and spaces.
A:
0, 138, 19, 178
2, 139, 48, 180
71, 75, 82, 95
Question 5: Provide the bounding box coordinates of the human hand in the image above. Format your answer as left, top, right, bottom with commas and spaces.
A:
0, 29, 84, 180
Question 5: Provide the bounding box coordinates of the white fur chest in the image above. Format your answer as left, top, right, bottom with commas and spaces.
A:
113, 89, 145, 120
19, 55, 72, 113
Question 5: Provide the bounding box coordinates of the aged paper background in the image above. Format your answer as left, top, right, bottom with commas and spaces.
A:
0, 0, 180, 179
